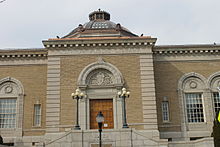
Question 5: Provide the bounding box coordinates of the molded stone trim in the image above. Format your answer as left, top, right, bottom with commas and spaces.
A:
178, 72, 207, 91
46, 57, 61, 133
153, 45, 220, 55
207, 71, 220, 90
0, 77, 24, 137
77, 59, 124, 87
0, 77, 24, 94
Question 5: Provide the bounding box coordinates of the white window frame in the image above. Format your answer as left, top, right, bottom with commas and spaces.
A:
0, 98, 17, 129
33, 104, 41, 127
213, 92, 220, 114
162, 101, 170, 122
185, 93, 205, 123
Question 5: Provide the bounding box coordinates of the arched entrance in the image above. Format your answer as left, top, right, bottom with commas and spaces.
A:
77, 58, 124, 130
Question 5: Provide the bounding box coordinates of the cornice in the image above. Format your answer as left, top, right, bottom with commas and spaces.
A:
153, 44, 220, 55
42, 37, 157, 49
0, 49, 48, 59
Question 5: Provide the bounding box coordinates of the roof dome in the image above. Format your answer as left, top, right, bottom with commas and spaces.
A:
63, 9, 138, 38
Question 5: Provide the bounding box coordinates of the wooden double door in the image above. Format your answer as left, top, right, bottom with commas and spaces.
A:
90, 99, 114, 129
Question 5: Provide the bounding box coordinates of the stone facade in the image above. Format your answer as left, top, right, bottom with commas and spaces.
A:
0, 10, 218, 147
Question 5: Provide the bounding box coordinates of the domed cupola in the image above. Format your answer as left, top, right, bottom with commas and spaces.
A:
89, 9, 110, 21
63, 9, 138, 38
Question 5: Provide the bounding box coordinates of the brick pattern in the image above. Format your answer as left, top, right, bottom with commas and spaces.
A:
139, 55, 158, 130
0, 64, 47, 136
46, 57, 61, 133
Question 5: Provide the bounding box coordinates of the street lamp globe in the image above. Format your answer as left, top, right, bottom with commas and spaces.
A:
96, 111, 104, 123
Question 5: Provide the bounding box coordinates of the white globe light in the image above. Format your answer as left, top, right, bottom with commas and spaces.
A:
80, 92, 84, 97
96, 112, 104, 123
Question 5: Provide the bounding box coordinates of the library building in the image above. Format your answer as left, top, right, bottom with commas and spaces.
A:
0, 9, 219, 147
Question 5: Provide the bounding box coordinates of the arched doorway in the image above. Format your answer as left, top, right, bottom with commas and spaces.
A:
77, 58, 124, 130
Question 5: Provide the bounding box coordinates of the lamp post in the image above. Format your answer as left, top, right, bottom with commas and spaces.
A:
118, 87, 130, 128
96, 111, 104, 147
71, 88, 84, 130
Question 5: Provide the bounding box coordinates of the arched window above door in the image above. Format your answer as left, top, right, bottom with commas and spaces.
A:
78, 58, 124, 88
86, 69, 114, 86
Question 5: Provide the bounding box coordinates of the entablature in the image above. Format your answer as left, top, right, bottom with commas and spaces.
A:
153, 44, 220, 55
42, 37, 157, 49
0, 48, 48, 59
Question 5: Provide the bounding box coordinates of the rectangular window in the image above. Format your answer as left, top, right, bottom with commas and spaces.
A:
213, 92, 220, 113
162, 101, 169, 122
33, 104, 41, 127
185, 93, 204, 123
0, 98, 16, 128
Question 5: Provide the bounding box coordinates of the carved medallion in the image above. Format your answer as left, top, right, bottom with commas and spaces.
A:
88, 71, 113, 85
96, 72, 105, 85
5, 85, 13, 94
190, 81, 197, 89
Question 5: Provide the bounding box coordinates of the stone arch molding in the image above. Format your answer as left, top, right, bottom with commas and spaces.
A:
77, 59, 124, 87
178, 71, 220, 91
0, 77, 24, 95
178, 72, 208, 91
208, 71, 220, 90
0, 77, 24, 137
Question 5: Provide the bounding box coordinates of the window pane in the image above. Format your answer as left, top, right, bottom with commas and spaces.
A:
185, 93, 204, 123
162, 101, 169, 122
0, 99, 16, 128
34, 104, 41, 126
213, 92, 220, 114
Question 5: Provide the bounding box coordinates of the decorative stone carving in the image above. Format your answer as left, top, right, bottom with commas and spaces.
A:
97, 57, 104, 63
78, 59, 124, 86
0, 82, 19, 95
207, 72, 220, 90
4, 85, 13, 94
178, 72, 207, 91
189, 81, 197, 89
87, 70, 114, 85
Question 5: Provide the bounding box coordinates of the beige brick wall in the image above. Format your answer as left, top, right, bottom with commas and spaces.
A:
60, 55, 144, 129
0, 65, 47, 136
154, 60, 220, 132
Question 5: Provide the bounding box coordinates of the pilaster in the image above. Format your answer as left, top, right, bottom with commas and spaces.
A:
46, 57, 61, 133
139, 54, 158, 130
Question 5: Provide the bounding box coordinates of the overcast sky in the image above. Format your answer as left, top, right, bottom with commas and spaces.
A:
1, 0, 220, 49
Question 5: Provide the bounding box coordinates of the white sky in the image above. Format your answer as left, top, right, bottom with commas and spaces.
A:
0, 0, 220, 49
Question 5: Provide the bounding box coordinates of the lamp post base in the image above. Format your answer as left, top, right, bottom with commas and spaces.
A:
74, 125, 81, 130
